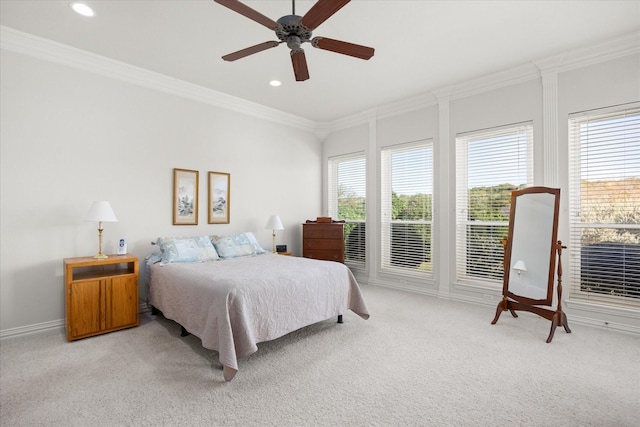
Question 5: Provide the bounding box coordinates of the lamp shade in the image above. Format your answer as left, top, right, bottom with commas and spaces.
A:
512, 259, 527, 272
264, 215, 284, 230
84, 201, 118, 222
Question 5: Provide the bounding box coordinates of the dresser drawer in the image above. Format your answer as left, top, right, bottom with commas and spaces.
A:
304, 239, 342, 250
303, 224, 343, 239
303, 250, 344, 263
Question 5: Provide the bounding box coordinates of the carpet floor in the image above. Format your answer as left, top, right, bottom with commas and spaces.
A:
1, 284, 639, 426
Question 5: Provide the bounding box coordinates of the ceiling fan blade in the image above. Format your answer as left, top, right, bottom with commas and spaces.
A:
222, 41, 280, 61
311, 37, 374, 60
214, 0, 279, 30
291, 50, 310, 82
300, 0, 350, 30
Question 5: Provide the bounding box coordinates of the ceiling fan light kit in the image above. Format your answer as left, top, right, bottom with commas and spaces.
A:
214, 0, 375, 81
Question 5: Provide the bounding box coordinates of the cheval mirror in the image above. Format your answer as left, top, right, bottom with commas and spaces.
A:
491, 186, 571, 342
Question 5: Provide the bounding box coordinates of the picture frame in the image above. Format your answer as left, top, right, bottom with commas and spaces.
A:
173, 168, 198, 225
208, 171, 230, 224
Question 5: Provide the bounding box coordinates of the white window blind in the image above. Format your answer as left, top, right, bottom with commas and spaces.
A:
455, 123, 533, 283
380, 140, 433, 275
568, 104, 640, 308
328, 153, 366, 266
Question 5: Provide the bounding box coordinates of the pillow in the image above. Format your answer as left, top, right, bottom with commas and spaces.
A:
155, 235, 219, 265
211, 232, 266, 259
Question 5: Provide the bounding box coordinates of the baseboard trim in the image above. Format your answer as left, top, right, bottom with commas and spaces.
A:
0, 319, 64, 339
2, 295, 636, 339
448, 291, 640, 335
1, 302, 151, 340
566, 313, 640, 335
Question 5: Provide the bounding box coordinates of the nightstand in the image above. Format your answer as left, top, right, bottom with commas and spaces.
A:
64, 255, 139, 341
277, 251, 293, 256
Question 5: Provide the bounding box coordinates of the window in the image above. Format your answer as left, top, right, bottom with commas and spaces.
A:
328, 153, 366, 266
381, 140, 433, 275
568, 104, 640, 307
455, 123, 533, 283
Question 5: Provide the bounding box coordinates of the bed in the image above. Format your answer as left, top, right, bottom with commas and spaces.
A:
146, 233, 369, 381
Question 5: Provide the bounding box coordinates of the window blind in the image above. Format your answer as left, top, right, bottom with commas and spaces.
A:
568, 104, 640, 308
328, 152, 366, 266
380, 140, 433, 275
455, 123, 533, 283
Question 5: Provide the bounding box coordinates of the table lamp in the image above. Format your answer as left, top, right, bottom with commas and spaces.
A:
264, 215, 284, 253
84, 201, 118, 259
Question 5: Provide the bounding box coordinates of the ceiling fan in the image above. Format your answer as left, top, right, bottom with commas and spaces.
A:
214, 0, 375, 81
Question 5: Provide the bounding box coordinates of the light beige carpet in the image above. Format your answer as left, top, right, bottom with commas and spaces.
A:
1, 285, 639, 426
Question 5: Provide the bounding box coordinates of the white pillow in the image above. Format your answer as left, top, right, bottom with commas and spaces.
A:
156, 236, 220, 265
211, 232, 266, 259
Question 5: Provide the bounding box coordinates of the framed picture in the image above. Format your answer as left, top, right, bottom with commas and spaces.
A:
208, 171, 230, 224
173, 168, 198, 225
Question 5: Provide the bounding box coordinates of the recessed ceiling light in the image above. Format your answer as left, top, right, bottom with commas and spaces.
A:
269, 80, 282, 87
70, 3, 95, 17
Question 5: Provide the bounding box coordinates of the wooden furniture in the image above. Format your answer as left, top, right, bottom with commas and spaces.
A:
491, 186, 570, 343
64, 255, 139, 341
277, 251, 292, 256
302, 221, 344, 263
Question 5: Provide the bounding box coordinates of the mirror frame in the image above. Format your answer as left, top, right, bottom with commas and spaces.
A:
502, 186, 560, 307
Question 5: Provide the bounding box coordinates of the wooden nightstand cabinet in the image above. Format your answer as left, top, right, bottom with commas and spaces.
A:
64, 255, 139, 341
303, 222, 344, 263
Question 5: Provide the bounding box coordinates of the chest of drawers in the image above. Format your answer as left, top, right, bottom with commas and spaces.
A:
302, 222, 344, 263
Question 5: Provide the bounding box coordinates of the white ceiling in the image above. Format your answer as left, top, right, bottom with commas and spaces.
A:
1, 0, 639, 123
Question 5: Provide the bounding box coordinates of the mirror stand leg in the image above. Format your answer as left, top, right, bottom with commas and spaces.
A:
561, 311, 571, 334
546, 310, 571, 343
491, 298, 505, 324
546, 317, 558, 343
491, 297, 514, 324
546, 241, 571, 343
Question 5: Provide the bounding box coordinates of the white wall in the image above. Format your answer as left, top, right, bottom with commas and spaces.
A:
321, 47, 640, 332
2, 30, 638, 336
0, 49, 322, 334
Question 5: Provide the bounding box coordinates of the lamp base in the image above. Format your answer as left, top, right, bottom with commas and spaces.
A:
272, 232, 276, 253
94, 226, 108, 259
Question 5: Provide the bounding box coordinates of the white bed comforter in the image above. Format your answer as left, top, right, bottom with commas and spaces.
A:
148, 253, 369, 380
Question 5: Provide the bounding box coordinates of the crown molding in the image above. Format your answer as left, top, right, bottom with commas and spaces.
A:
0, 26, 317, 133
323, 31, 640, 133
317, 61, 543, 133
317, 92, 439, 136
536, 31, 640, 74
2, 26, 638, 137
448, 63, 542, 101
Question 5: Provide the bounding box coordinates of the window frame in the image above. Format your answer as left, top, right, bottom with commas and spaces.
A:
327, 151, 367, 268
380, 139, 434, 277
455, 122, 534, 286
568, 103, 640, 308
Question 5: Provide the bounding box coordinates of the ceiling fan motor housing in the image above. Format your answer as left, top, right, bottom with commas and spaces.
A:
276, 15, 312, 47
